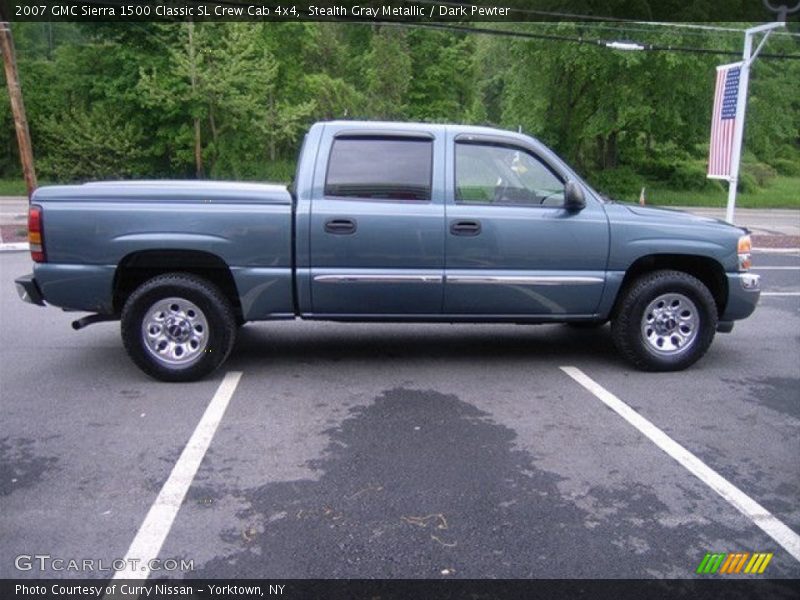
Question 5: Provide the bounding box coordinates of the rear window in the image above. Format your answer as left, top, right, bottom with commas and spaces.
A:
325, 138, 433, 201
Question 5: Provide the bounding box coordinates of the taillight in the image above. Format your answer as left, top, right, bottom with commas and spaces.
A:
28, 205, 46, 263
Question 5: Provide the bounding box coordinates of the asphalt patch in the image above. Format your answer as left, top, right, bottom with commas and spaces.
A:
191, 388, 794, 577
0, 436, 58, 496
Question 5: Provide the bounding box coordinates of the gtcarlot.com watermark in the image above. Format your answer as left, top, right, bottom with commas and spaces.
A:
15, 554, 194, 573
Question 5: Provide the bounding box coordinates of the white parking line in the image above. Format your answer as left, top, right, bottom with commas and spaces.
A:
761, 292, 800, 296
560, 366, 800, 564
112, 371, 243, 580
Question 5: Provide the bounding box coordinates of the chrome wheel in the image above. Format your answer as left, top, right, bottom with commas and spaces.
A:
141, 297, 208, 367
640, 293, 699, 355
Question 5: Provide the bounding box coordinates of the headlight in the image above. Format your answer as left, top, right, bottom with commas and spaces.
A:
738, 234, 752, 271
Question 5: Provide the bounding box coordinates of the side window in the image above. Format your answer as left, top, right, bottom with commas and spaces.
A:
325, 137, 433, 201
455, 143, 564, 206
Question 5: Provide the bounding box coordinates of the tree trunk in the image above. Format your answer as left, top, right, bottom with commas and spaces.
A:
595, 135, 606, 170
209, 104, 218, 144
187, 22, 204, 178
193, 118, 204, 179
268, 91, 276, 162
605, 130, 618, 169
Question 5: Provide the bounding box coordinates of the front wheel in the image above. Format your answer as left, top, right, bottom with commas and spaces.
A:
121, 273, 237, 382
611, 270, 718, 371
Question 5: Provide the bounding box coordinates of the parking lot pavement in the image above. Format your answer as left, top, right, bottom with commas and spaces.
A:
1, 250, 798, 580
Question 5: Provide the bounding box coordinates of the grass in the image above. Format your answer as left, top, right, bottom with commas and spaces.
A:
621, 176, 800, 209
0, 179, 30, 196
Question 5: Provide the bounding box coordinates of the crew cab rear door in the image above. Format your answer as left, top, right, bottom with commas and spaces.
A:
308, 125, 446, 316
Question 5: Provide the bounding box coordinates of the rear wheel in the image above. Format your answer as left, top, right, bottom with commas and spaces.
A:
121, 273, 237, 382
611, 270, 717, 371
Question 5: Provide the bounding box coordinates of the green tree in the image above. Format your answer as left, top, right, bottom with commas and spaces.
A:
364, 27, 412, 120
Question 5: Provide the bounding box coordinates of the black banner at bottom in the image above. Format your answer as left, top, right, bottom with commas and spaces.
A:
3, 579, 799, 600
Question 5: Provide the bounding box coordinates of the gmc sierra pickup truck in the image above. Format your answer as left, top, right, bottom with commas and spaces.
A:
15, 121, 760, 381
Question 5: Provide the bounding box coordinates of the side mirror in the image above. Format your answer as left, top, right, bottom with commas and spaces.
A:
564, 180, 586, 211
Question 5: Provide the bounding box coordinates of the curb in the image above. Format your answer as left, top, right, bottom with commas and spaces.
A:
0, 242, 30, 252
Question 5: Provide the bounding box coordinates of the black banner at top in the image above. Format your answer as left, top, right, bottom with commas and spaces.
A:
1, 0, 798, 23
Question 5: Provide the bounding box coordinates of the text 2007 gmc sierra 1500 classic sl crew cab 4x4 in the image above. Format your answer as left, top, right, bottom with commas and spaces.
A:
15, 121, 761, 381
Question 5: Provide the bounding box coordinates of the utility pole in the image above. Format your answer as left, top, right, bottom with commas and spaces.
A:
0, 18, 38, 200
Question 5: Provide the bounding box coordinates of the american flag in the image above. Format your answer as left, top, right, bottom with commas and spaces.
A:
708, 63, 742, 179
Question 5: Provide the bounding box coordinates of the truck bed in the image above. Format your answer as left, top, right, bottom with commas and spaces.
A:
31, 180, 295, 318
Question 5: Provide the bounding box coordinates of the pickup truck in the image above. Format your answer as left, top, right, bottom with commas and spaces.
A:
15, 120, 761, 381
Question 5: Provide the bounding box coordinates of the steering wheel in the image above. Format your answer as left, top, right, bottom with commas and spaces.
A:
538, 190, 563, 205
494, 178, 509, 203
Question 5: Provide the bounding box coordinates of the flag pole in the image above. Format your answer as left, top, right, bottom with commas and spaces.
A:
724, 20, 784, 224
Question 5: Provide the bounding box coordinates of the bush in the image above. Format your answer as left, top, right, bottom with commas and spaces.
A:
638, 158, 720, 192
667, 161, 718, 191
741, 161, 777, 187
737, 172, 758, 194
262, 160, 297, 183
770, 158, 800, 177
587, 166, 643, 199
37, 109, 152, 182
639, 158, 678, 181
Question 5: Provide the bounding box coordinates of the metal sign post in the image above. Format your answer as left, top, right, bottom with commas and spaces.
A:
724, 20, 785, 224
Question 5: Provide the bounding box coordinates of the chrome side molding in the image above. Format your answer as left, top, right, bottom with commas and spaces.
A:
446, 275, 604, 285
314, 274, 443, 284
314, 274, 603, 286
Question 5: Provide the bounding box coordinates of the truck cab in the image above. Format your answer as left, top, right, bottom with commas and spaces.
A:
297, 121, 608, 320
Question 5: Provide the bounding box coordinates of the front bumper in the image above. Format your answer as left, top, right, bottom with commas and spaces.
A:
15, 273, 45, 306
721, 272, 760, 322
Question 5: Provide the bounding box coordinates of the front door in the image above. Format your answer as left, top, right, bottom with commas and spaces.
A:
444, 137, 609, 317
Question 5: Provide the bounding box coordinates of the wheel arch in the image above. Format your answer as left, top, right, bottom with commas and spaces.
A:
113, 249, 242, 321
612, 254, 728, 318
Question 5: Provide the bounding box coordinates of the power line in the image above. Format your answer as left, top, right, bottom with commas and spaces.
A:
413, 1, 800, 38
383, 21, 800, 60
521, 20, 738, 39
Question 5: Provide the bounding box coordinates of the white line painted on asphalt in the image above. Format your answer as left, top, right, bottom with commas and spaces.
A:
761, 292, 800, 296
560, 366, 800, 564
112, 371, 243, 580
753, 248, 800, 254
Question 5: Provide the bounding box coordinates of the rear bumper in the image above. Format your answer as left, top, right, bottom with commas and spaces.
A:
14, 273, 45, 306
721, 272, 760, 321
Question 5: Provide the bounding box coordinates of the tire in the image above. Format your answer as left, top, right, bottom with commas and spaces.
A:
121, 273, 237, 382
611, 270, 718, 371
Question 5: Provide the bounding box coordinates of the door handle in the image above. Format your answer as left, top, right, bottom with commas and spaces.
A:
450, 220, 482, 236
324, 218, 357, 235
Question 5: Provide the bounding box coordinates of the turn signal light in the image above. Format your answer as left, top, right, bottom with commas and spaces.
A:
737, 234, 752, 271
28, 205, 46, 263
